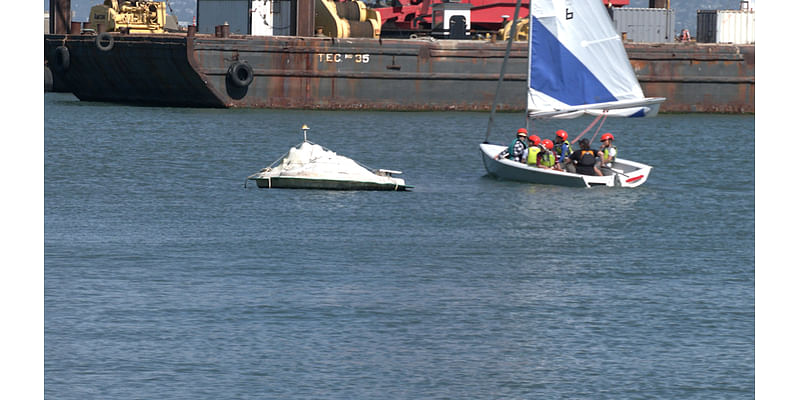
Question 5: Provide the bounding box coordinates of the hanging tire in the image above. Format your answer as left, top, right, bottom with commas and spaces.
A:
95, 32, 114, 51
227, 61, 254, 88
53, 46, 70, 71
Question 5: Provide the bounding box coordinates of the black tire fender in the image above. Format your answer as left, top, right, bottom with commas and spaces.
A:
53, 46, 70, 71
227, 61, 254, 87
95, 32, 114, 51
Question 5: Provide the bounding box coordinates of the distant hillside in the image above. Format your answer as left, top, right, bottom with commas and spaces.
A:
54, 0, 751, 36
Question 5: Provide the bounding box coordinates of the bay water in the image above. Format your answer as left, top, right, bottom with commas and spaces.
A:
45, 93, 754, 399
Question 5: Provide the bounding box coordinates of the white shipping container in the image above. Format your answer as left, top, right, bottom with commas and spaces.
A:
251, 1, 293, 36
697, 9, 755, 44
718, 10, 755, 44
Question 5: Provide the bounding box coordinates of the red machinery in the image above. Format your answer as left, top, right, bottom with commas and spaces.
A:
372, 0, 629, 35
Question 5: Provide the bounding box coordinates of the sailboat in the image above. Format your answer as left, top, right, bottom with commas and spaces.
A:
480, 0, 665, 188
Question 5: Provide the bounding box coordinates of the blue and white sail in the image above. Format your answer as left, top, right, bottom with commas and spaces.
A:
527, 0, 665, 119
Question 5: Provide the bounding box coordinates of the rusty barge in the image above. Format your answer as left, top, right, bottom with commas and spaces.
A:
44, 0, 754, 113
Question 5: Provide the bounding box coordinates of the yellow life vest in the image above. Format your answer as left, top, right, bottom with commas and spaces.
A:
540, 150, 556, 167
602, 145, 617, 162
527, 147, 541, 165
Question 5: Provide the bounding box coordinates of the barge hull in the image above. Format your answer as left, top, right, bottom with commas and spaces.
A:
44, 33, 754, 113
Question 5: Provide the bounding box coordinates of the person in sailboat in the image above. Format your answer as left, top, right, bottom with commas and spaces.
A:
553, 130, 574, 172
598, 133, 617, 167
538, 139, 560, 170
494, 128, 529, 162
563, 139, 602, 176
523, 135, 542, 166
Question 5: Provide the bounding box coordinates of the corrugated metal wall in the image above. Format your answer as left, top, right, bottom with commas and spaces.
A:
611, 8, 675, 43
697, 10, 755, 44
197, 0, 251, 35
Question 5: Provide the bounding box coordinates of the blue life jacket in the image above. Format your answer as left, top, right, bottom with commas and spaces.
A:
556, 140, 572, 158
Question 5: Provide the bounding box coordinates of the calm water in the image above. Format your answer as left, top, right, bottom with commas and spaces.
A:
45, 93, 754, 399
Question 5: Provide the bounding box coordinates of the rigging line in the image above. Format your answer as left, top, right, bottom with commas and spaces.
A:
588, 112, 609, 144
484, 0, 523, 143
570, 111, 609, 146
573, 113, 604, 143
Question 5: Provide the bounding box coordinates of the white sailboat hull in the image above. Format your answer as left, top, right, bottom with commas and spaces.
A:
479, 143, 651, 188
478, 0, 661, 188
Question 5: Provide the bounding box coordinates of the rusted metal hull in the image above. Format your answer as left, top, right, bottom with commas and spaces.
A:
628, 43, 755, 113
44, 33, 754, 113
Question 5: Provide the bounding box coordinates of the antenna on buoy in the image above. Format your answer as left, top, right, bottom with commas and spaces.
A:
302, 124, 310, 142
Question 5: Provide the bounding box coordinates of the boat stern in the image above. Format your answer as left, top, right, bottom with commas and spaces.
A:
609, 159, 652, 188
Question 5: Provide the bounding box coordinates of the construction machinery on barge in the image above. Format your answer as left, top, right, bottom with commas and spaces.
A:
44, 0, 754, 113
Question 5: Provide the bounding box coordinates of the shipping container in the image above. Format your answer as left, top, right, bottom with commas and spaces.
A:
610, 7, 675, 43
696, 9, 755, 44
251, 1, 293, 36
197, 0, 251, 35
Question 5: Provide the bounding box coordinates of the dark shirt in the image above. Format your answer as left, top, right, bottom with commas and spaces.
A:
567, 149, 600, 175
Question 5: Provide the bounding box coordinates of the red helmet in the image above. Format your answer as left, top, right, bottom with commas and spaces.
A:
517, 128, 528, 137
542, 139, 554, 150
527, 135, 541, 146
601, 133, 614, 141
555, 130, 568, 140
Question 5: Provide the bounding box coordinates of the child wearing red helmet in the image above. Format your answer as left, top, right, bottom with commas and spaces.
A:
598, 133, 617, 167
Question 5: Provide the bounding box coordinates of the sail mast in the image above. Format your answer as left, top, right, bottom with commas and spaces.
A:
484, 0, 524, 143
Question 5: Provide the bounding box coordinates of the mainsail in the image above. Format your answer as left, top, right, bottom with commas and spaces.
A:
527, 0, 665, 119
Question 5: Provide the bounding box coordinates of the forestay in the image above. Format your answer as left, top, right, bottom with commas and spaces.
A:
528, 0, 665, 119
